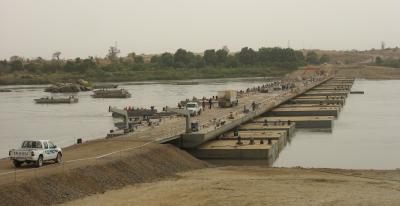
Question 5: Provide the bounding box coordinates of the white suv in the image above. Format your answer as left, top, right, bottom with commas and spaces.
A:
185, 102, 202, 116
9, 140, 63, 168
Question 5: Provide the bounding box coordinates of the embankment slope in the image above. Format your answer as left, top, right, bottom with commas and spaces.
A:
0, 144, 207, 206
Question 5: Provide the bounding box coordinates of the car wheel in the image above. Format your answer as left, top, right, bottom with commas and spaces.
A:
35, 155, 43, 168
55, 153, 62, 163
13, 160, 22, 168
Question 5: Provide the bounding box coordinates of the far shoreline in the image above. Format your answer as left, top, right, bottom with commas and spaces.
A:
0, 75, 280, 88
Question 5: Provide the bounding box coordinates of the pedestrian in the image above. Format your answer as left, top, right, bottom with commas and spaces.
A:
202, 100, 206, 110
209, 98, 212, 109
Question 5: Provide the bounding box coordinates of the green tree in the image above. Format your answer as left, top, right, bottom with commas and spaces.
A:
306, 51, 319, 65
64, 60, 76, 72
159, 52, 174, 67
173, 49, 198, 68
81, 58, 96, 71
9, 59, 24, 71
269, 47, 283, 63
0, 60, 8, 73
134, 56, 144, 64
295, 51, 305, 62
191, 55, 205, 68
185, 52, 198, 68
173, 49, 189, 67
319, 54, 330, 64
226, 55, 239, 67
203, 49, 217, 66
258, 47, 272, 64
216, 49, 228, 65
238, 47, 257, 65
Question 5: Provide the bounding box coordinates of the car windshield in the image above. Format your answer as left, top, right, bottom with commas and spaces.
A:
21, 141, 43, 149
48, 141, 55, 148
186, 103, 196, 108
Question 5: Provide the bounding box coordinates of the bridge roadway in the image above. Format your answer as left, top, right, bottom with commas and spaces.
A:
0, 73, 332, 178
105, 74, 332, 146
179, 76, 333, 148
111, 74, 332, 146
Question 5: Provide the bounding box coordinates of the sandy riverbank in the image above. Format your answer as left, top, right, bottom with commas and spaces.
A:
61, 166, 400, 206
336, 65, 400, 79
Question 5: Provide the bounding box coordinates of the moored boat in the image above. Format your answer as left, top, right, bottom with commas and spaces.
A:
34, 96, 79, 104
91, 89, 131, 98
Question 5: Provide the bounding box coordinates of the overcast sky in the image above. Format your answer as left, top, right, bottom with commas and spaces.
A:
1, 0, 399, 59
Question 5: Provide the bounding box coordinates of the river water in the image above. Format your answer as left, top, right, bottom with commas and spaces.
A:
1, 78, 399, 169
273, 79, 400, 170
0, 78, 267, 158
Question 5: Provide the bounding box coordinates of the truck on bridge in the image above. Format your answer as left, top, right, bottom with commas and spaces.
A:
218, 90, 238, 108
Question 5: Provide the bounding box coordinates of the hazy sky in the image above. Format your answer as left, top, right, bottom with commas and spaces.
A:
1, 0, 399, 59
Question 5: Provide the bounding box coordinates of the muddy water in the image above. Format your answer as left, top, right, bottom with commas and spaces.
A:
0, 78, 268, 158
273, 79, 400, 170
2, 79, 399, 169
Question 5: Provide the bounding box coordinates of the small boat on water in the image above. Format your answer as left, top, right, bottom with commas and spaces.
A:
91, 89, 131, 98
93, 84, 119, 89
34, 96, 79, 104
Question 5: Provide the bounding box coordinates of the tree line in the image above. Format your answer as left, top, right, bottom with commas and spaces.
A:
0, 47, 330, 74
375, 56, 400, 68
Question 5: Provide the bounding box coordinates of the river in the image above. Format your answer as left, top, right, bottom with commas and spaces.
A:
1, 78, 399, 169
0, 78, 268, 158
273, 79, 400, 170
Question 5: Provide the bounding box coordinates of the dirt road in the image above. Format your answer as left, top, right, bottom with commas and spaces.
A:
61, 166, 400, 206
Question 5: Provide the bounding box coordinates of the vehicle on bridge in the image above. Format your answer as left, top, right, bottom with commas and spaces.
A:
185, 102, 202, 116
9, 140, 62, 168
218, 90, 238, 108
